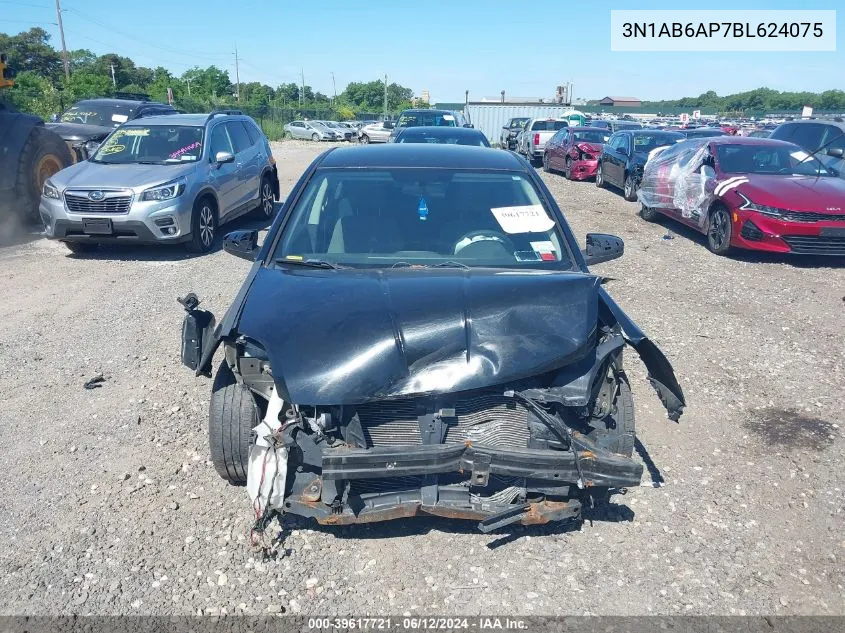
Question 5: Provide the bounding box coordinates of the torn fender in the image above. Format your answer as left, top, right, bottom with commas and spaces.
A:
598, 288, 686, 421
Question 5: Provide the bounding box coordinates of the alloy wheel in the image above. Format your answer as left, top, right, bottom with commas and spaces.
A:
708, 207, 731, 253
261, 182, 274, 217
199, 205, 215, 248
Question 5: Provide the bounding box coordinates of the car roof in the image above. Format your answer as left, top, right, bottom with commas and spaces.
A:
400, 109, 453, 114
318, 144, 525, 169
779, 119, 845, 128
121, 113, 247, 127
396, 127, 485, 138
75, 98, 170, 108
707, 136, 798, 147
568, 126, 603, 132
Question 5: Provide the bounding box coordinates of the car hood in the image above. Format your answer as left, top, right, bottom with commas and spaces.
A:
727, 175, 845, 212
45, 121, 113, 142
235, 267, 601, 405
50, 160, 197, 192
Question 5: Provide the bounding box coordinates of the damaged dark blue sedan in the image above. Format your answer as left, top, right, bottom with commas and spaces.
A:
179, 144, 685, 533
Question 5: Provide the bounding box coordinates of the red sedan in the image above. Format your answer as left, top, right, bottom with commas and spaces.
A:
638, 136, 845, 256
543, 126, 609, 181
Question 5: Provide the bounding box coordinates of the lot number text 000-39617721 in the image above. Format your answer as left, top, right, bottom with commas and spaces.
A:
610, 10, 836, 52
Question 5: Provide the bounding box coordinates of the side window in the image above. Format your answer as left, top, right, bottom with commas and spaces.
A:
291, 121, 302, 128
209, 124, 234, 156
227, 121, 254, 153
826, 127, 845, 152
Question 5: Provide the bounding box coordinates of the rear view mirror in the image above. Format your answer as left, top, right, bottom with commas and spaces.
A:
583, 233, 624, 265
50, 113, 60, 122
223, 229, 260, 261
827, 148, 844, 158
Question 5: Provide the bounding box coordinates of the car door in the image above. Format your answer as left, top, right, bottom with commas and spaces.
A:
547, 129, 565, 169
226, 121, 260, 211
291, 121, 307, 139
207, 122, 239, 219
604, 134, 625, 186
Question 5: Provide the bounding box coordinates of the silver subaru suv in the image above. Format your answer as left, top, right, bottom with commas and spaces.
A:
40, 111, 279, 254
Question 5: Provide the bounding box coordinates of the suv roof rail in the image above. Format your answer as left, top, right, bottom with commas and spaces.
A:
205, 109, 244, 123
114, 91, 151, 101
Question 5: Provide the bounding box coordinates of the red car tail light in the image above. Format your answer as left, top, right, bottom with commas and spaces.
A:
534, 133, 540, 145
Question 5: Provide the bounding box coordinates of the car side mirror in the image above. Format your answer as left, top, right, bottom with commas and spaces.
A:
583, 233, 624, 265
223, 229, 260, 261
215, 151, 235, 165
827, 148, 844, 158
463, 123, 474, 128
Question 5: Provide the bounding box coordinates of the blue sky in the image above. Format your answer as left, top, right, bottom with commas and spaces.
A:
4, 0, 842, 101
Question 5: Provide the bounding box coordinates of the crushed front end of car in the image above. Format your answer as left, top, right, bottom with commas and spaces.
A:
180, 266, 685, 533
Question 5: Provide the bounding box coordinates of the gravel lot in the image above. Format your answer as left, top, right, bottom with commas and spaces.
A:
0, 139, 842, 617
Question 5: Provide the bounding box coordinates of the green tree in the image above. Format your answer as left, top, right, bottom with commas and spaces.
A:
0, 28, 62, 79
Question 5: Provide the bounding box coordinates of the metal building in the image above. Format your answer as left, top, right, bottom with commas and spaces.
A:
464, 103, 584, 146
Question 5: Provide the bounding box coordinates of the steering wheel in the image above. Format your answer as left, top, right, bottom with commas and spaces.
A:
453, 230, 516, 256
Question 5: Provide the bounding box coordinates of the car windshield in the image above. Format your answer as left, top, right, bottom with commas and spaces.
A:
632, 133, 684, 152
508, 118, 529, 129
396, 131, 488, 147
274, 168, 573, 269
572, 130, 609, 143
531, 120, 568, 131
397, 112, 457, 128
716, 144, 834, 176
91, 125, 204, 164
60, 103, 135, 128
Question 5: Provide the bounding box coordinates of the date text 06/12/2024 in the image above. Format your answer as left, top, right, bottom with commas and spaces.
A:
306, 617, 529, 630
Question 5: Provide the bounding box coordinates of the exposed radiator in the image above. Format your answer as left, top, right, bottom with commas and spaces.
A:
355, 394, 530, 449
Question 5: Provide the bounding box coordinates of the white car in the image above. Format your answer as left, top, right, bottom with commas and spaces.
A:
357, 121, 395, 144
284, 121, 337, 141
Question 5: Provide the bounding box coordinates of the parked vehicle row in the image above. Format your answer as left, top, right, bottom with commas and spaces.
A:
537, 117, 845, 257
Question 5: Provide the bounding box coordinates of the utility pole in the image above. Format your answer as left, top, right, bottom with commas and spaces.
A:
109, 63, 116, 88
55, 0, 69, 80
331, 72, 336, 106
234, 46, 240, 102
184, 76, 192, 97
383, 74, 388, 119
300, 69, 305, 107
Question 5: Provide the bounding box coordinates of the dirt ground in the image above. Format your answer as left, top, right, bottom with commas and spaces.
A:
0, 139, 842, 616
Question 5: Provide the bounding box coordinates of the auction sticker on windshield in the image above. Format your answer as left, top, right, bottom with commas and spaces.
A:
491, 205, 555, 234
112, 114, 129, 123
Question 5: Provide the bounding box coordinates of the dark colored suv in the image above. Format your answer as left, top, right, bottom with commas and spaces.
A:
769, 119, 845, 178
46, 93, 178, 162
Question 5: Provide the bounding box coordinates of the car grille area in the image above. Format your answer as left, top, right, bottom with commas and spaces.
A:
355, 394, 531, 449
781, 210, 845, 223
782, 235, 845, 255
65, 191, 132, 214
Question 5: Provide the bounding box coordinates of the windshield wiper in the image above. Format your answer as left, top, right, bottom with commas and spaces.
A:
135, 160, 167, 165
275, 258, 345, 270
429, 260, 469, 269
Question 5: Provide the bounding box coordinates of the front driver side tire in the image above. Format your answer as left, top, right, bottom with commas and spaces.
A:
186, 197, 218, 254
623, 173, 638, 201
707, 204, 733, 256
209, 361, 259, 485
